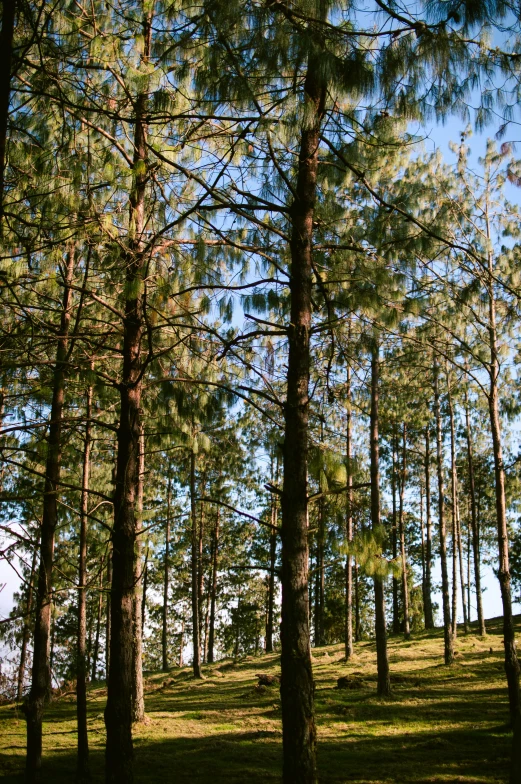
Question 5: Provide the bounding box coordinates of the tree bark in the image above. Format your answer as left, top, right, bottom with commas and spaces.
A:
91, 563, 104, 683
315, 416, 325, 647
104, 264, 142, 776
17, 548, 37, 702
105, 555, 111, 680
234, 584, 241, 661
314, 539, 320, 646
420, 487, 427, 625
423, 428, 435, 629
266, 490, 277, 653
86, 596, 93, 680
203, 591, 210, 664
141, 553, 148, 639
370, 340, 391, 697
354, 560, 361, 642
464, 389, 486, 636
279, 33, 326, 783
190, 448, 202, 678
484, 214, 521, 766
104, 14, 151, 781
77, 384, 93, 782
308, 546, 313, 637
391, 437, 400, 634
208, 509, 219, 663
49, 607, 56, 677
398, 423, 410, 639
131, 427, 145, 723
25, 247, 75, 782
447, 377, 459, 638
317, 498, 326, 645
162, 474, 172, 672
467, 514, 471, 626
178, 615, 185, 668
434, 358, 454, 665
344, 364, 354, 660
456, 494, 469, 634
489, 342, 521, 784
198, 477, 205, 646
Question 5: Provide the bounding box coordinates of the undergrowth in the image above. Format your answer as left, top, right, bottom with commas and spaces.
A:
0, 616, 516, 783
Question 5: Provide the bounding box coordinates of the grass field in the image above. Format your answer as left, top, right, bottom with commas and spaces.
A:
0, 616, 517, 783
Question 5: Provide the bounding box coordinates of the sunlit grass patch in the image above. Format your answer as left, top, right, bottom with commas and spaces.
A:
0, 616, 517, 783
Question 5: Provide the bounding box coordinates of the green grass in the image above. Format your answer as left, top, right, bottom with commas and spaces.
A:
0, 616, 516, 783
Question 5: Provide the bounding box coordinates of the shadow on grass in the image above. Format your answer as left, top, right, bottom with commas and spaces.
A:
145, 678, 279, 715
2, 619, 519, 783
0, 719, 511, 784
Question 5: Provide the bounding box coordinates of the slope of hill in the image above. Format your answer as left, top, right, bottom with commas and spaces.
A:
0, 617, 517, 783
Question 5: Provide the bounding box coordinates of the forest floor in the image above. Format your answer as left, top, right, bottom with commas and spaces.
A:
0, 616, 517, 783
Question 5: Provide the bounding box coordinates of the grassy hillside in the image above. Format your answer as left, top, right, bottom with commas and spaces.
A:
0, 617, 517, 783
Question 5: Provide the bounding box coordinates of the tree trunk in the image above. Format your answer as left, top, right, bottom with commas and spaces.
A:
190, 448, 202, 678
420, 487, 427, 625
198, 478, 205, 646
91, 564, 104, 683
456, 495, 469, 634
178, 615, 185, 668
77, 384, 93, 782
49, 606, 56, 676
104, 271, 142, 775
131, 428, 145, 723
25, 247, 75, 782
391, 437, 400, 634
234, 585, 241, 661
207, 510, 219, 664
344, 364, 354, 660
467, 514, 472, 625
265, 579, 270, 652
17, 548, 37, 702
0, 0, 16, 219
104, 14, 151, 780
354, 559, 361, 642
308, 545, 313, 637
203, 592, 210, 664
370, 340, 391, 697
423, 428, 435, 629
141, 553, 148, 638
266, 493, 277, 653
316, 421, 325, 647
279, 33, 326, 782
484, 220, 521, 771
491, 383, 521, 784
314, 540, 320, 646
105, 555, 111, 680
464, 390, 486, 635
86, 595, 93, 680
434, 358, 454, 665
162, 474, 172, 672
447, 377, 459, 638
398, 423, 410, 639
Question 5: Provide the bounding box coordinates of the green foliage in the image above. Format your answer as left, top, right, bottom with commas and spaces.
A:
347, 525, 401, 582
